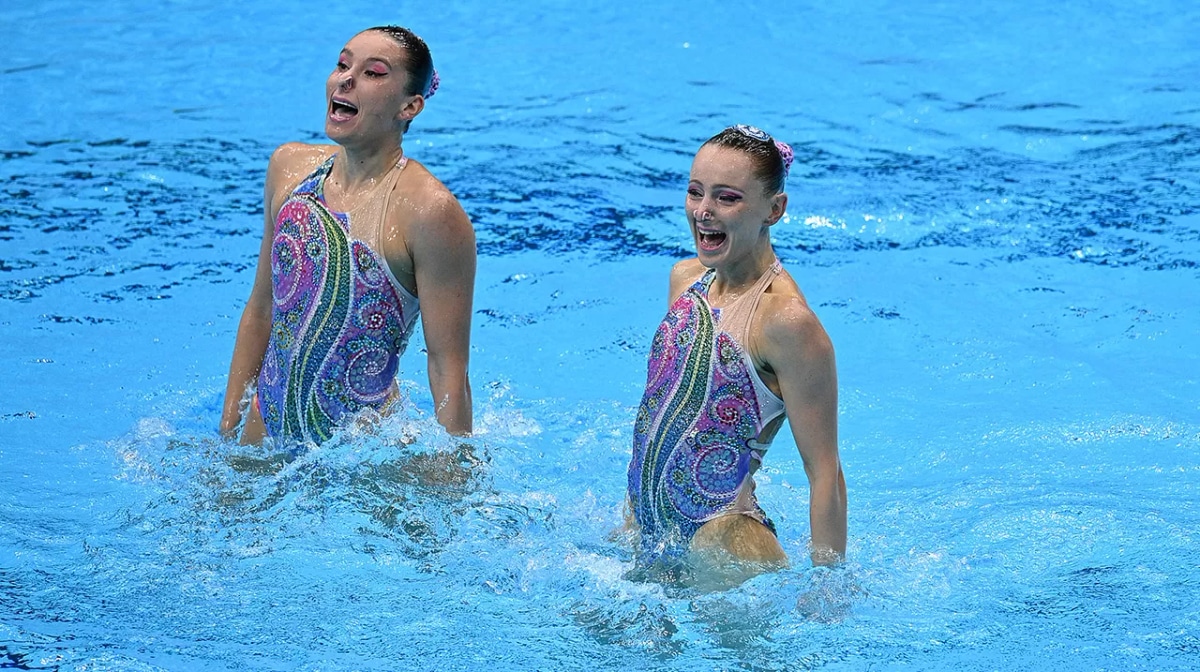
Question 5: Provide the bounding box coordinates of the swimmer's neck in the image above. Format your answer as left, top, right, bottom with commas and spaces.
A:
332, 140, 406, 189
707, 246, 776, 300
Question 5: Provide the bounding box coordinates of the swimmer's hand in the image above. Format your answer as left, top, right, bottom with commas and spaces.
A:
218, 418, 238, 440
811, 545, 843, 567
606, 499, 639, 544
795, 565, 862, 623
389, 441, 485, 488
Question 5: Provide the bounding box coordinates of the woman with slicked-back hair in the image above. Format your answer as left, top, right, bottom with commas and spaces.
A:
625, 125, 847, 588
221, 26, 476, 446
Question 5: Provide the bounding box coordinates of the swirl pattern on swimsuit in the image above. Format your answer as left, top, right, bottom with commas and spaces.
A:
257, 157, 417, 445
627, 271, 774, 562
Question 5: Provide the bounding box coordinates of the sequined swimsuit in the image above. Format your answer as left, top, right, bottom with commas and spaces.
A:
628, 262, 787, 561
257, 155, 419, 445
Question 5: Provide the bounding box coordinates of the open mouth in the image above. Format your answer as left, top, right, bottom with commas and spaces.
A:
697, 229, 727, 250
330, 98, 359, 120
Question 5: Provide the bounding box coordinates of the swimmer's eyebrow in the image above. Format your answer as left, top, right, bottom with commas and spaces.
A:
339, 47, 396, 68
688, 179, 745, 193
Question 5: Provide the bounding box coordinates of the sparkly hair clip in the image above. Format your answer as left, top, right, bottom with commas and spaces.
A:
732, 124, 793, 178
733, 123, 771, 142
426, 69, 440, 99
774, 139, 794, 177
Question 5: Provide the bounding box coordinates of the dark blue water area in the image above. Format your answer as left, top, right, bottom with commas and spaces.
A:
2, 1, 1199, 670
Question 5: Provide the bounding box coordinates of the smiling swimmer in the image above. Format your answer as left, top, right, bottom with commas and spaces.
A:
625, 125, 846, 586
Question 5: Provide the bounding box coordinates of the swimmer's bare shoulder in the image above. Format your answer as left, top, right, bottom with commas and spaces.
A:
667, 257, 707, 303
263, 142, 337, 213
392, 158, 471, 228
757, 273, 833, 366
386, 158, 474, 270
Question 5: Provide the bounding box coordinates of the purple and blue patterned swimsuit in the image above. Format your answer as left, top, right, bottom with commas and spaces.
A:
628, 265, 786, 562
257, 155, 419, 445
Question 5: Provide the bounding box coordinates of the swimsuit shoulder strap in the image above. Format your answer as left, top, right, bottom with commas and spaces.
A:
374, 156, 409, 246
345, 156, 408, 252
714, 259, 781, 346
692, 268, 717, 295
293, 154, 337, 198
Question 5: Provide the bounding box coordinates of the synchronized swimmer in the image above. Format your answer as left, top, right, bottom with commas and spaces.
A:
219, 25, 847, 587
625, 126, 846, 585
220, 26, 476, 446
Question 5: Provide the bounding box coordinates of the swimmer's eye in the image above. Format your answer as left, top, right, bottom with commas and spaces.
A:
716, 192, 742, 204
364, 69, 387, 78
686, 187, 703, 199
336, 60, 349, 71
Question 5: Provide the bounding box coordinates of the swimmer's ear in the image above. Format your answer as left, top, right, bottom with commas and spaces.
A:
766, 192, 788, 226
397, 94, 426, 125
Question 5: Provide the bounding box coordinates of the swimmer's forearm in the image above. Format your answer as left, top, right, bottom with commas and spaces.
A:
220, 306, 271, 436
809, 467, 848, 566
220, 364, 257, 436
436, 397, 471, 436
429, 369, 472, 436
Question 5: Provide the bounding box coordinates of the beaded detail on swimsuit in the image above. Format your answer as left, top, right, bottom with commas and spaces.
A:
257, 155, 419, 445
628, 261, 785, 561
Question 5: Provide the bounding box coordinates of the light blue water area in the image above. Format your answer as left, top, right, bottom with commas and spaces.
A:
2, 0, 1199, 670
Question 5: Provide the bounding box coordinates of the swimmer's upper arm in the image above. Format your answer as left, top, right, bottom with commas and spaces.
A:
408, 186, 477, 434
667, 258, 704, 306
762, 298, 846, 564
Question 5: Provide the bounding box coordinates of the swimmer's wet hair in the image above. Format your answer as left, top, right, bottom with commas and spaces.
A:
369, 25, 436, 99
703, 125, 793, 195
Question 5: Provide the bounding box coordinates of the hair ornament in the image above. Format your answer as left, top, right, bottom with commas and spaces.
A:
774, 139, 794, 177
732, 124, 771, 142
426, 69, 440, 98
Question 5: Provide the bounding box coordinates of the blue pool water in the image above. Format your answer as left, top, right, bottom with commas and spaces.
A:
2, 0, 1199, 669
